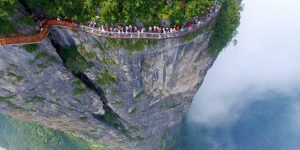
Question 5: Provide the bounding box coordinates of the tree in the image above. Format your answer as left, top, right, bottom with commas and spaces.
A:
0, 0, 18, 34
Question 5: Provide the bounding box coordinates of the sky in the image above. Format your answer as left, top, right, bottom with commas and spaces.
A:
188, 0, 300, 127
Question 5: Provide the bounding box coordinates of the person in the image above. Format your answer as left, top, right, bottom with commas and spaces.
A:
37, 20, 43, 28
129, 25, 132, 32
141, 28, 145, 33
101, 25, 105, 32
125, 26, 129, 32
121, 27, 124, 33
187, 22, 193, 29
158, 27, 162, 33
212, 6, 216, 13
207, 13, 211, 17
197, 20, 201, 25
134, 26, 138, 32
89, 22, 93, 27
149, 26, 152, 32
137, 30, 140, 37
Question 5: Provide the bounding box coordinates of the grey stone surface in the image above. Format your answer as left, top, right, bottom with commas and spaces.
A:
66, 27, 216, 149
0, 23, 216, 149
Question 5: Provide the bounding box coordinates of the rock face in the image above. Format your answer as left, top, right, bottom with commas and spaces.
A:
0, 20, 217, 149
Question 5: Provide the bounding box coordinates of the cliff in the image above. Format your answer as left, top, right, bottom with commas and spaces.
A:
0, 13, 218, 150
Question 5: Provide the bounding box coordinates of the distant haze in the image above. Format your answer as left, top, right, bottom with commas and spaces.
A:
189, 0, 300, 127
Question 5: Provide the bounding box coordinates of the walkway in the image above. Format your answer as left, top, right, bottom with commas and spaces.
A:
0, 19, 76, 46
0, 4, 220, 46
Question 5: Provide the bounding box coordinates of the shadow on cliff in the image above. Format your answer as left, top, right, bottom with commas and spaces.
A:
46, 29, 131, 136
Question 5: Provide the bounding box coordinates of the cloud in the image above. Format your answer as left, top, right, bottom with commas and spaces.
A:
188, 0, 300, 127
289, 101, 300, 133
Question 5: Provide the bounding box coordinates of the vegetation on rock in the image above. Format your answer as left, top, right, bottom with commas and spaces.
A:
59, 47, 92, 73
73, 78, 89, 96
208, 0, 241, 54
0, 0, 36, 35
24, 44, 39, 53
96, 68, 117, 86
0, 0, 19, 34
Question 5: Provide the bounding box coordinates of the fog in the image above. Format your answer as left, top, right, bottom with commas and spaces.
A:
189, 0, 300, 127
180, 1, 300, 149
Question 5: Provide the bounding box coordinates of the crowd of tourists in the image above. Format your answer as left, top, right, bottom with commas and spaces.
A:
87, 23, 186, 35
84, 4, 217, 36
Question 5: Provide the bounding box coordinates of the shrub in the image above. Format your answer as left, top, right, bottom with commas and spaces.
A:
96, 68, 117, 86
24, 44, 39, 53
60, 47, 92, 73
